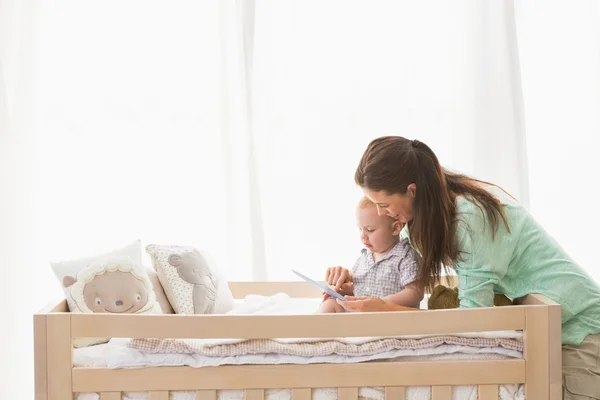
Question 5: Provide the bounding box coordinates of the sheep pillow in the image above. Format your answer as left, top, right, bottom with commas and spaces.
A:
63, 256, 161, 315
51, 239, 143, 289
146, 244, 234, 315
61, 256, 162, 347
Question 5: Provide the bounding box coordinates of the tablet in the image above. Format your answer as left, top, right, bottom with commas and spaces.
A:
292, 269, 347, 302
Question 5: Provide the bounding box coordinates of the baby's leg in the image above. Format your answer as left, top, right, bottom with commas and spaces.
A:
317, 298, 346, 313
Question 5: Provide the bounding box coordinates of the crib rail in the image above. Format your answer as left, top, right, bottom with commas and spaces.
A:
96, 387, 502, 400
73, 360, 525, 391
34, 281, 562, 400
70, 305, 526, 339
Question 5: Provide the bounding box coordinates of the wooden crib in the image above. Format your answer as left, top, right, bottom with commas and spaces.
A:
34, 280, 562, 400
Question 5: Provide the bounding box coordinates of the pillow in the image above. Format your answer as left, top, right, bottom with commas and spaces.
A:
51, 239, 143, 290
50, 240, 162, 347
147, 268, 174, 314
62, 255, 162, 347
146, 244, 234, 314
63, 256, 161, 314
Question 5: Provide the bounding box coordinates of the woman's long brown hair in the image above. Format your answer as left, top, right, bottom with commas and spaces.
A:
355, 136, 510, 291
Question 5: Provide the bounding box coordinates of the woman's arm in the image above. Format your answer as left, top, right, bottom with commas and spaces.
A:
336, 296, 423, 312
454, 201, 501, 309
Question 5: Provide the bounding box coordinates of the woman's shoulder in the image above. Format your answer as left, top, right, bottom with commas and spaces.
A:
455, 188, 528, 223
454, 192, 529, 243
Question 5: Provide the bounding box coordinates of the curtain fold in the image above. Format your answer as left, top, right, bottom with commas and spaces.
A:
463, 0, 530, 206
516, 0, 600, 282
1, 0, 38, 398
219, 0, 267, 281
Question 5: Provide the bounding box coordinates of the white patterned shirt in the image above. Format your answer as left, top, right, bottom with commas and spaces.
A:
352, 238, 419, 298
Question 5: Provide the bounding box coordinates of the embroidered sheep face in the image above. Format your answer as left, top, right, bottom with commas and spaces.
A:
80, 271, 147, 313
62, 256, 156, 314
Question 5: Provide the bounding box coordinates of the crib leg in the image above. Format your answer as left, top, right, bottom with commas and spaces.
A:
524, 305, 562, 400
47, 314, 72, 400
34, 314, 48, 400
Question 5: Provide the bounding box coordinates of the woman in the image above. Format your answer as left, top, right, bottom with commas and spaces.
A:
333, 136, 600, 398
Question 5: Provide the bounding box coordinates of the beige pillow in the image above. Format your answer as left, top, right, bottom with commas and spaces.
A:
147, 268, 174, 314
64, 256, 160, 314
62, 256, 162, 347
146, 244, 234, 314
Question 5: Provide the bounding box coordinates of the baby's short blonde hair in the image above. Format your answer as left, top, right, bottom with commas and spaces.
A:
357, 196, 400, 226
358, 196, 376, 209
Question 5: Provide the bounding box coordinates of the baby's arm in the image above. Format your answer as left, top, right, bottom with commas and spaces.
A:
383, 242, 424, 307
383, 281, 424, 307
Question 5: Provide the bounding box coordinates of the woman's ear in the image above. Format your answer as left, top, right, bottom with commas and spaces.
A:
407, 183, 416, 198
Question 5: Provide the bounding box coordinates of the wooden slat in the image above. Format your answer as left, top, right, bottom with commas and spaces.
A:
196, 390, 217, 400
100, 392, 121, 400
244, 389, 264, 400
49, 299, 69, 312
149, 391, 168, 400
71, 306, 525, 339
338, 387, 358, 400
515, 293, 559, 306
431, 386, 451, 399
229, 282, 322, 298
478, 385, 498, 400
34, 314, 48, 400
72, 360, 525, 392
525, 305, 562, 399
227, 278, 457, 299
291, 389, 311, 400
384, 386, 405, 400
524, 303, 548, 400
548, 304, 562, 400
47, 314, 71, 400
36, 298, 69, 314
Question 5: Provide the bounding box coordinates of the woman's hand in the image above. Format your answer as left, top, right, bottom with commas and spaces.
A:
336, 296, 420, 312
325, 266, 352, 290
336, 296, 389, 312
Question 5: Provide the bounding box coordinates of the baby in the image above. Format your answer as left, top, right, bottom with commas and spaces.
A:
318, 197, 424, 313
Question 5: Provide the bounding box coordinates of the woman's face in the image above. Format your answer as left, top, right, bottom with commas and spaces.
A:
362, 184, 416, 224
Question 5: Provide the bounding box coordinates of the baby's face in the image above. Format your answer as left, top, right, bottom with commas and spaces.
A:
356, 205, 399, 254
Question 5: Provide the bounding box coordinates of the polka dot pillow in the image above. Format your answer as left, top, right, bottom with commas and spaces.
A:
145, 244, 234, 314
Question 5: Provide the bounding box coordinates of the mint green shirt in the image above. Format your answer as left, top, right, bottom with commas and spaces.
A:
406, 194, 600, 345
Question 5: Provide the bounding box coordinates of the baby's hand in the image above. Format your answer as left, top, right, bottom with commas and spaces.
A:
325, 266, 352, 291
339, 282, 354, 295
322, 283, 354, 301
321, 286, 339, 302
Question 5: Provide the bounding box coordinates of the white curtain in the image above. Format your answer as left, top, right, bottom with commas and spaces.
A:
1, 0, 38, 398
219, 0, 268, 281
516, 0, 600, 283
1, 1, 599, 399
30, 0, 262, 284
251, 0, 529, 279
